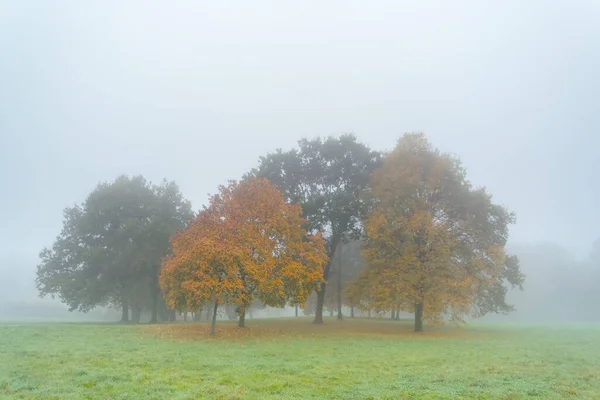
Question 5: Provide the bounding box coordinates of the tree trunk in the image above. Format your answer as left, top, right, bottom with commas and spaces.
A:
295, 305, 299, 317
337, 243, 343, 320
313, 284, 327, 324
120, 301, 129, 323
149, 290, 158, 323
158, 298, 168, 322
205, 303, 211, 321
149, 269, 159, 324
414, 302, 424, 332
238, 308, 246, 328
131, 306, 141, 323
210, 302, 219, 336
169, 309, 176, 322
329, 308, 334, 317
183, 308, 188, 322
391, 309, 396, 320
313, 236, 340, 324
395, 308, 401, 321
350, 305, 355, 318
368, 308, 371, 318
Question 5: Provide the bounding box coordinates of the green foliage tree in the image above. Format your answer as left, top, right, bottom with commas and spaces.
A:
36, 175, 193, 323
139, 180, 194, 323
247, 134, 381, 323
37, 205, 107, 313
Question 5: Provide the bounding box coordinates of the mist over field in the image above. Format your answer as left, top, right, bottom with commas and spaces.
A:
2, 1, 600, 323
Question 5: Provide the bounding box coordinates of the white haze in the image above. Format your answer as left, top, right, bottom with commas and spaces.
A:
1, 1, 599, 319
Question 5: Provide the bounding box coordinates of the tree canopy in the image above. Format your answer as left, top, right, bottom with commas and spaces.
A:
160, 178, 327, 334
247, 134, 381, 323
36, 175, 193, 322
355, 133, 524, 331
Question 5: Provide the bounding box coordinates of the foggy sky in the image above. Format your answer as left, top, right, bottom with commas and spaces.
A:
2, 1, 600, 300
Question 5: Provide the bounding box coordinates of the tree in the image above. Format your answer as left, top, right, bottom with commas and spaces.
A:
339, 240, 367, 317
360, 133, 524, 332
36, 175, 192, 322
247, 134, 381, 323
160, 178, 327, 335
141, 180, 194, 323
336, 244, 343, 320
323, 239, 366, 318
36, 205, 109, 313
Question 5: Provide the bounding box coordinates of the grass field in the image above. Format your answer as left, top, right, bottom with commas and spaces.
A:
1, 318, 599, 399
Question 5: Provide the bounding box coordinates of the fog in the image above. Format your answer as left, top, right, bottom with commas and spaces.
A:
1, 1, 599, 321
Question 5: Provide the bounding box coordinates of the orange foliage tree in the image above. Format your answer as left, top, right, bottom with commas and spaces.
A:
356, 133, 524, 332
160, 178, 327, 335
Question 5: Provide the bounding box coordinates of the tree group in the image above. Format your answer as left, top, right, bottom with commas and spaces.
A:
36, 133, 524, 333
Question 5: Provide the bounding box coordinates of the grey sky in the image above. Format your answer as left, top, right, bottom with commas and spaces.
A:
1, 1, 599, 299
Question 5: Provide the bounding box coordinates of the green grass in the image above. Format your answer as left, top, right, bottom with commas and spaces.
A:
1, 318, 599, 399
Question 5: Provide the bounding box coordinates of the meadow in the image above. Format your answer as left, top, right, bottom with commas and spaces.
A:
1, 318, 599, 399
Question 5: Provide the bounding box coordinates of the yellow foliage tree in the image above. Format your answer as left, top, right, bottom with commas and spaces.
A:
160, 178, 327, 335
359, 133, 523, 332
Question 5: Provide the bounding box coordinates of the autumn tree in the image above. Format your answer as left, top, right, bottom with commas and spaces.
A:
36, 175, 193, 322
160, 178, 327, 335
247, 134, 381, 324
360, 133, 524, 332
